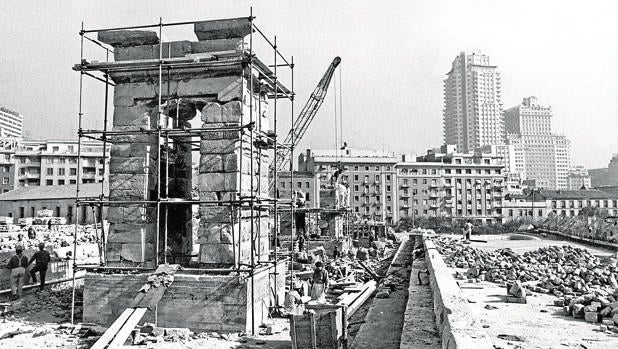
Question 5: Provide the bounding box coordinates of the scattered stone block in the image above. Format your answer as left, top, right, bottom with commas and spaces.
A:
585, 311, 599, 323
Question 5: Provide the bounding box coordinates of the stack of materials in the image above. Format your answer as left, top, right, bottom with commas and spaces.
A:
555, 289, 618, 330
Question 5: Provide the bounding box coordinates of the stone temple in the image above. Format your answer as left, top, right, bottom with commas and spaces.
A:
79, 18, 287, 333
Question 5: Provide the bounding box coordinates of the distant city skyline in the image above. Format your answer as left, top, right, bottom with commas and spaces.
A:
0, 0, 616, 169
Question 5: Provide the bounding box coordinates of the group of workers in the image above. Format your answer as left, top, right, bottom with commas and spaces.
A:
5, 242, 51, 300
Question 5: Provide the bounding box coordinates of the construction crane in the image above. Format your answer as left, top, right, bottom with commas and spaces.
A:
269, 56, 341, 192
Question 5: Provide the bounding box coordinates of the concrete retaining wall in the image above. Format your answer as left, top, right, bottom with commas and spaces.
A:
423, 238, 494, 349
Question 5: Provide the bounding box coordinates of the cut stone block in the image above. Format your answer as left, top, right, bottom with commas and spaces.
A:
110, 144, 152, 159
114, 41, 192, 61
199, 206, 234, 223
107, 205, 155, 224
191, 39, 244, 53
217, 78, 243, 102
114, 82, 157, 107
200, 139, 238, 154
120, 242, 150, 262
199, 154, 224, 173
198, 172, 236, 192
198, 243, 235, 264
110, 157, 154, 175
98, 30, 160, 48
198, 191, 236, 202
194, 18, 252, 40
109, 173, 156, 192
223, 153, 238, 172
107, 223, 156, 244
109, 188, 150, 201
221, 101, 242, 123
112, 101, 158, 127
177, 76, 240, 98
201, 103, 222, 123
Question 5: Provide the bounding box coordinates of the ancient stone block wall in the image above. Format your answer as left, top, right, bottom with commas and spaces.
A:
99, 19, 271, 267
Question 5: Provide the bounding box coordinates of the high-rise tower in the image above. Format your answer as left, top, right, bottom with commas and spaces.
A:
443, 52, 504, 153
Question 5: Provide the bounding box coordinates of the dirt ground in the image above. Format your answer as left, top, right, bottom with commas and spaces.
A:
447, 234, 618, 349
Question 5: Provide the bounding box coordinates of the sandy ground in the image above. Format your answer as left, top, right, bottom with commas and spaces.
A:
447, 233, 618, 349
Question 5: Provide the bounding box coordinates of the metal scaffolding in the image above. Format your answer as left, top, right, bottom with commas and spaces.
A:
70, 11, 296, 334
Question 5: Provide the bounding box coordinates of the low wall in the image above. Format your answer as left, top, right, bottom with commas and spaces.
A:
423, 238, 494, 349
83, 261, 285, 333
537, 229, 618, 251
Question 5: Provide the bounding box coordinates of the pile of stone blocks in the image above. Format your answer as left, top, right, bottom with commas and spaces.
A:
97, 18, 271, 267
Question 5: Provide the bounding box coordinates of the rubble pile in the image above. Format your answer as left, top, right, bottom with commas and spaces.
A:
6, 285, 83, 323
0, 224, 102, 252
433, 236, 618, 328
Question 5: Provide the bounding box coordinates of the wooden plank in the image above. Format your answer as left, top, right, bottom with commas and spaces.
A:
108, 307, 148, 348
330, 311, 338, 346
91, 308, 135, 349
290, 315, 298, 349
309, 312, 317, 349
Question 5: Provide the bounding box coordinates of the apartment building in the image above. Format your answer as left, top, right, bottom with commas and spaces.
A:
504, 96, 572, 189
0, 106, 23, 138
11, 139, 109, 188
277, 171, 319, 209
567, 166, 592, 190
503, 189, 618, 220
298, 148, 398, 224
394, 145, 506, 224
443, 52, 504, 153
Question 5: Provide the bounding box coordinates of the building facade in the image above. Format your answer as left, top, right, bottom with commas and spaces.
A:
276, 171, 319, 209
567, 166, 592, 190
589, 154, 618, 187
394, 145, 506, 224
13, 139, 108, 187
504, 96, 572, 189
443, 52, 504, 153
503, 189, 618, 220
0, 106, 23, 138
0, 138, 19, 193
298, 148, 398, 224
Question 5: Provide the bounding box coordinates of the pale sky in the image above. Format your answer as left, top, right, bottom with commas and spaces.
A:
0, 0, 616, 168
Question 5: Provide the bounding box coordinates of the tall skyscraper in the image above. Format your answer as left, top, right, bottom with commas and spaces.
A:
443, 52, 504, 153
504, 96, 572, 189
0, 106, 24, 138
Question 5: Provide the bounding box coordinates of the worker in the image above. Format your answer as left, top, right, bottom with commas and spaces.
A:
7, 245, 28, 300
283, 282, 304, 315
310, 261, 329, 302
463, 220, 473, 243
298, 234, 305, 252
333, 246, 340, 259
47, 219, 53, 231
27, 226, 36, 240
29, 242, 51, 291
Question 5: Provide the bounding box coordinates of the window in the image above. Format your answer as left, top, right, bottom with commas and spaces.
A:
46, 158, 53, 164
354, 185, 359, 192
305, 182, 309, 189
354, 166, 358, 171
305, 193, 310, 201
456, 169, 461, 174
354, 175, 359, 181
386, 185, 391, 191
445, 169, 451, 174
2, 177, 8, 185
69, 158, 77, 164
281, 182, 285, 188
70, 168, 77, 176
52, 146, 59, 152
365, 166, 369, 171
354, 196, 359, 202
387, 195, 391, 202
412, 179, 417, 185
375, 166, 379, 171
70, 179, 76, 184
375, 175, 379, 181
386, 175, 391, 181
355, 207, 359, 212
422, 179, 427, 184
19, 207, 24, 218
297, 182, 301, 188
59, 158, 66, 164
403, 179, 408, 185
58, 179, 65, 185
431, 169, 437, 175
47, 168, 54, 175
2, 166, 7, 173
465, 169, 471, 174
46, 179, 53, 185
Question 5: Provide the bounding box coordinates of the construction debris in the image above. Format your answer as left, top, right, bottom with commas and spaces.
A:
433, 236, 618, 332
